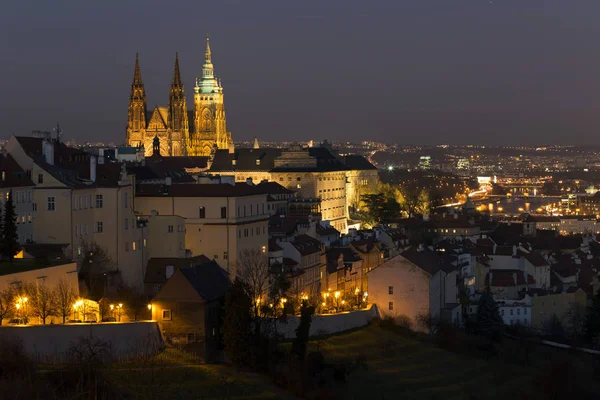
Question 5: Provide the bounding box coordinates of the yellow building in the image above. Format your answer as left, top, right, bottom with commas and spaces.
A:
6, 135, 148, 291
126, 38, 232, 157
134, 183, 269, 277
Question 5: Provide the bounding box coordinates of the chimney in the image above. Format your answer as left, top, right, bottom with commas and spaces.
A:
512, 245, 517, 257
246, 178, 254, 186
493, 244, 497, 254
489, 272, 493, 285
165, 176, 172, 186
89, 155, 97, 182
42, 139, 54, 165
423, 213, 430, 221
513, 272, 517, 286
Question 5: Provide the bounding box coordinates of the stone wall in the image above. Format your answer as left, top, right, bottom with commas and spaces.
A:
0, 322, 163, 363
276, 305, 380, 339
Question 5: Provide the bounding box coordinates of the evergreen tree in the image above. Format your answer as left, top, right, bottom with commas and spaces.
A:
585, 290, 600, 346
475, 287, 504, 340
1, 190, 19, 261
223, 278, 253, 368
291, 300, 315, 360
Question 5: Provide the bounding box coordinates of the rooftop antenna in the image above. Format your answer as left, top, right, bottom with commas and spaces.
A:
54, 122, 62, 143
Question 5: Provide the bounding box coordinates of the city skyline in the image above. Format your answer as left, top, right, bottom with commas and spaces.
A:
3, 1, 600, 145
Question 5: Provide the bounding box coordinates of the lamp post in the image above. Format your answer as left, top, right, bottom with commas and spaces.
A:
334, 291, 341, 313
147, 303, 152, 320
117, 303, 123, 322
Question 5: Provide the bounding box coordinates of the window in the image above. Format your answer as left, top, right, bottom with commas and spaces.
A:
32, 203, 37, 212
168, 225, 174, 233
75, 225, 79, 237
517, 308, 520, 315
143, 238, 147, 247
123, 192, 129, 208
132, 241, 137, 251
96, 194, 103, 208
223, 251, 228, 260
72, 197, 77, 210
388, 286, 394, 295
125, 242, 129, 252
221, 207, 227, 219
38, 174, 43, 184
388, 302, 394, 311
96, 222, 103, 233
510, 309, 514, 316
199, 206, 206, 218
187, 333, 196, 343
27, 213, 31, 223
162, 310, 172, 321
47, 196, 55, 211
524, 308, 528, 315
238, 231, 242, 238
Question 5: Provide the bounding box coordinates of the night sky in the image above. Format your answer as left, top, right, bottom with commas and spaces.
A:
2, 1, 600, 145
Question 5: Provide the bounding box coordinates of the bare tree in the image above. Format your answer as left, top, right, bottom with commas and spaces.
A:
25, 282, 58, 324
566, 302, 587, 343
0, 288, 15, 325
55, 279, 77, 323
117, 285, 147, 321
237, 248, 271, 318
76, 239, 115, 301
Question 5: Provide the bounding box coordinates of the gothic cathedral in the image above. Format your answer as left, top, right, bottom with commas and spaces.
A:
126, 38, 232, 157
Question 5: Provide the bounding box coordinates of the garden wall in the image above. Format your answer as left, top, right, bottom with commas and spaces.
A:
0, 321, 163, 363
276, 304, 380, 339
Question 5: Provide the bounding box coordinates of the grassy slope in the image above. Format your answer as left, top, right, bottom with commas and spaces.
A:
308, 326, 538, 400
104, 348, 295, 400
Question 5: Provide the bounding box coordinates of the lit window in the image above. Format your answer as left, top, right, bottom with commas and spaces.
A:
132, 241, 137, 251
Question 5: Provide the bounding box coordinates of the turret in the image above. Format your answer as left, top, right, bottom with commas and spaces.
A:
168, 53, 189, 155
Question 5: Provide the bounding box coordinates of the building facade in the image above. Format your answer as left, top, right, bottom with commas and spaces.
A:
126, 38, 232, 157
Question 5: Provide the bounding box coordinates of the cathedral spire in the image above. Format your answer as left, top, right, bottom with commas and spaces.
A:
133, 52, 143, 85
172, 52, 182, 86
205, 35, 212, 64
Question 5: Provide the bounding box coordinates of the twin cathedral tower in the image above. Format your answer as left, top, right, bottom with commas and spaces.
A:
126, 37, 232, 157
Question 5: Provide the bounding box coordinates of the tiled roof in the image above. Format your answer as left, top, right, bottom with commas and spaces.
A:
291, 234, 323, 256
343, 155, 377, 170
0, 153, 34, 187
485, 269, 536, 287
400, 247, 455, 276
524, 252, 549, 267
144, 255, 211, 284
180, 260, 232, 301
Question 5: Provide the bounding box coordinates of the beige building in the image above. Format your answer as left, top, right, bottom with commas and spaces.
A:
6, 135, 147, 291
530, 288, 587, 331
144, 213, 186, 259
368, 247, 460, 329
134, 183, 269, 276
209, 145, 379, 234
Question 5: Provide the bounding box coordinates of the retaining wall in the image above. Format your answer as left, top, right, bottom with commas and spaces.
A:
0, 322, 163, 363
276, 305, 380, 339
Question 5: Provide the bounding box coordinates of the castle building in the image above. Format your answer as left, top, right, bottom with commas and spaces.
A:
126, 38, 232, 157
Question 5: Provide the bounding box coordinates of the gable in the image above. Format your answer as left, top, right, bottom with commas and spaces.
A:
147, 107, 168, 130
154, 269, 205, 302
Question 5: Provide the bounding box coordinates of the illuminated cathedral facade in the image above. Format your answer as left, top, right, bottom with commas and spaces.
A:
126, 38, 232, 157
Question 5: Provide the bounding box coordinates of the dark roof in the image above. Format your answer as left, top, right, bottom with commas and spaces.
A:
343, 155, 377, 170
22, 243, 70, 262
400, 247, 455, 275
252, 181, 295, 195
316, 224, 340, 237
0, 259, 74, 277
135, 182, 268, 197
291, 234, 323, 256
144, 256, 211, 284
210, 147, 354, 173
485, 269, 536, 287
210, 148, 282, 172
180, 260, 232, 301
146, 156, 209, 170
524, 215, 560, 223
524, 252, 549, 267
0, 153, 34, 188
